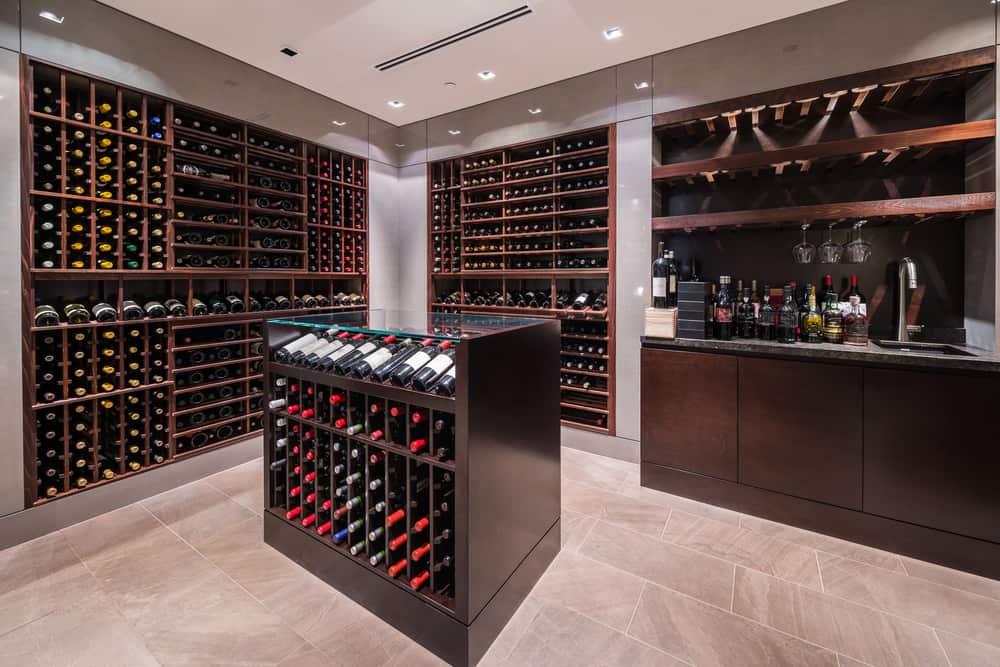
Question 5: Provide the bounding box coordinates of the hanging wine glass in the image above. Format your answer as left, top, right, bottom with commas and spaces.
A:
791, 223, 816, 264
844, 220, 872, 264
817, 223, 844, 264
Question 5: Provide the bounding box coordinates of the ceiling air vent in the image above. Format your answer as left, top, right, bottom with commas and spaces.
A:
373, 5, 532, 72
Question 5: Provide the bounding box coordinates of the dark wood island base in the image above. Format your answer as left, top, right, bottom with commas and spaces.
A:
641, 338, 1000, 581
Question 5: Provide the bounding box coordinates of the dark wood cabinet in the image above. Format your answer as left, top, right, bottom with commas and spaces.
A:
863, 368, 1000, 544
739, 358, 862, 509
641, 348, 738, 481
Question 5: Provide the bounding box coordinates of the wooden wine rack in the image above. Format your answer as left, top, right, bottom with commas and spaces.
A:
427, 125, 617, 435
20, 57, 369, 507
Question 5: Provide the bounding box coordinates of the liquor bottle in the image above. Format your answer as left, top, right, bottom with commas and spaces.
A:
843, 296, 869, 346
802, 286, 823, 344
776, 286, 798, 344
841, 275, 866, 304
651, 241, 669, 309
822, 288, 844, 344
757, 284, 776, 341
736, 288, 755, 338
750, 280, 762, 315
822, 274, 837, 306
712, 276, 734, 340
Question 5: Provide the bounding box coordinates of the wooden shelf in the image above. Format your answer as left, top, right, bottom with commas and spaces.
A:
652, 193, 996, 232
652, 120, 995, 182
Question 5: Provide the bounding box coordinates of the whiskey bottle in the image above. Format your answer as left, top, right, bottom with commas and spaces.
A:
757, 284, 776, 341
736, 287, 755, 338
843, 296, 869, 346
776, 286, 798, 344
802, 286, 823, 344
821, 289, 844, 344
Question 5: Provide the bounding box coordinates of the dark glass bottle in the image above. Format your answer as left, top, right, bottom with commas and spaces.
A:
757, 284, 777, 341
777, 286, 798, 344
737, 287, 756, 338
713, 276, 734, 341
652, 241, 669, 309
841, 274, 866, 304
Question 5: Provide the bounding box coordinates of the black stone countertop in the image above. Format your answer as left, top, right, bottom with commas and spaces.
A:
640, 336, 1000, 374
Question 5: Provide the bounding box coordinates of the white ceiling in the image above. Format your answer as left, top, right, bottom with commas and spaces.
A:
99, 0, 844, 126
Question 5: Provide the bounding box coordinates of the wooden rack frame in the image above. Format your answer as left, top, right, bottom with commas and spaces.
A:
21, 57, 369, 507
427, 125, 617, 435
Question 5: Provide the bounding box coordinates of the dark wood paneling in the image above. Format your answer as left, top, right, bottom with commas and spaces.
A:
863, 368, 1000, 543
739, 358, 862, 509
641, 461, 1000, 582
651, 193, 996, 231
641, 348, 738, 481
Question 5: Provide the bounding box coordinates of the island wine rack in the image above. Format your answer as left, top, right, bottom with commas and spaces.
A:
263, 312, 560, 667
427, 125, 616, 434
22, 57, 369, 507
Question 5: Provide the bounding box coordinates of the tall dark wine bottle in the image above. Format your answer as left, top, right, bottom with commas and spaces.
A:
652, 241, 669, 309
411, 347, 455, 392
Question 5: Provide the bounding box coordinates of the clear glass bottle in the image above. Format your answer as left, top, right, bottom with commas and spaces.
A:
843, 295, 869, 346
713, 276, 734, 340
757, 283, 776, 341
822, 289, 844, 344
777, 285, 798, 344
802, 286, 824, 343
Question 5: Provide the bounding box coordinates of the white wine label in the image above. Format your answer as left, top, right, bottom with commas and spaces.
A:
327, 344, 356, 362
669, 276, 677, 293
354, 342, 377, 356
361, 348, 393, 369
423, 354, 454, 375
653, 277, 667, 297
282, 333, 317, 354
406, 351, 433, 370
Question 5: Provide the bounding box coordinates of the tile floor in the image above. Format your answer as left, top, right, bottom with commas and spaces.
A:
2, 447, 999, 666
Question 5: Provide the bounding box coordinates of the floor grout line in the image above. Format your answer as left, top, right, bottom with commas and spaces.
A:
933, 628, 955, 667
729, 566, 738, 612
815, 550, 826, 593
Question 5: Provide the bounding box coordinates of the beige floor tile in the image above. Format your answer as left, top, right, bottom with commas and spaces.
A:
618, 484, 743, 526
936, 630, 1000, 667
61, 503, 180, 566
561, 455, 632, 492
629, 581, 838, 667
560, 510, 597, 552
509, 600, 688, 667
900, 556, 1000, 602
531, 550, 645, 631
739, 515, 905, 573
733, 567, 948, 667
137, 569, 306, 667
663, 510, 823, 590
0, 530, 102, 636
818, 553, 1000, 649
312, 604, 418, 667
0, 591, 160, 667
205, 458, 265, 515
143, 480, 257, 549
580, 520, 735, 609
562, 479, 671, 537
277, 645, 334, 667
837, 656, 874, 667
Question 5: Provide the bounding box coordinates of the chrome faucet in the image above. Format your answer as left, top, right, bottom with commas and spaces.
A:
896, 257, 920, 342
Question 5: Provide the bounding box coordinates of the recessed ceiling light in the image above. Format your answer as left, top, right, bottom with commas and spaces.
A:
603, 26, 622, 40
634, 81, 650, 90
387, 100, 405, 108
280, 46, 298, 57
394, 143, 406, 148
38, 10, 64, 23
528, 107, 542, 115
477, 70, 496, 80
331, 120, 347, 127
448, 129, 462, 135
444, 81, 457, 88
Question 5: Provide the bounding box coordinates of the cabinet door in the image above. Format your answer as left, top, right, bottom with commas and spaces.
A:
641, 348, 738, 481
863, 368, 1000, 543
739, 358, 862, 509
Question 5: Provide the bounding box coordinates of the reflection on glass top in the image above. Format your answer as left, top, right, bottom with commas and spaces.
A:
267, 309, 547, 341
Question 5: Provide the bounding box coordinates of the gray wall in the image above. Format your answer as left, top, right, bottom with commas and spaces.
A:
0, 0, 995, 521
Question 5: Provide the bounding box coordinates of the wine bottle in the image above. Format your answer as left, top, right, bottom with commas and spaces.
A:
411, 347, 455, 392
389, 339, 440, 386
274, 334, 318, 363
435, 366, 457, 396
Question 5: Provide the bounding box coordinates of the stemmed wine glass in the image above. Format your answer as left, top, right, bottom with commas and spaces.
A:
817, 223, 843, 264
791, 223, 816, 264
845, 220, 872, 264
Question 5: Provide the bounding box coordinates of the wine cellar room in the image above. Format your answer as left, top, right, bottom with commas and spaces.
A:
3, 1, 1000, 666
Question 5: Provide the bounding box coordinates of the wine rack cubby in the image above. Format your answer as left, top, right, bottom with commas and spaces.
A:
22, 57, 369, 507
427, 126, 617, 434
264, 313, 560, 667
